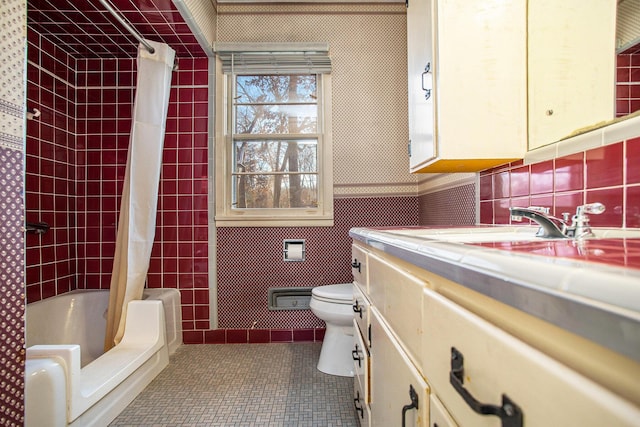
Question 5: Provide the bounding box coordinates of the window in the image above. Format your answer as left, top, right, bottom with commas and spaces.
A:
215, 46, 333, 226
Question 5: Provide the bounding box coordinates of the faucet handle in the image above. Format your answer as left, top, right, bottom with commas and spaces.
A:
576, 202, 605, 217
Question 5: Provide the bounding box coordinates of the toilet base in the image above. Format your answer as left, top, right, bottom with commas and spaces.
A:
317, 325, 354, 377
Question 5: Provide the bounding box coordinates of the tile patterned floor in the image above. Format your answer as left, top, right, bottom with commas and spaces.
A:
109, 342, 358, 426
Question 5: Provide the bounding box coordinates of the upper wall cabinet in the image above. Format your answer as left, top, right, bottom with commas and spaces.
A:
527, 0, 616, 149
407, 0, 616, 173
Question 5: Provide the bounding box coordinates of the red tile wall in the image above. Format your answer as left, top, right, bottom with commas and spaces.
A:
25, 29, 78, 301
616, 49, 640, 117
479, 137, 640, 228
25, 29, 210, 341
78, 56, 210, 299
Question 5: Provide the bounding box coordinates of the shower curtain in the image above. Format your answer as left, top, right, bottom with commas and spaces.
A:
104, 40, 175, 351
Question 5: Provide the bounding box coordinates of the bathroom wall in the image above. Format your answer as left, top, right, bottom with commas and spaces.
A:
201, 2, 421, 344
25, 30, 78, 301
479, 119, 640, 228
24, 28, 211, 338
0, 0, 26, 424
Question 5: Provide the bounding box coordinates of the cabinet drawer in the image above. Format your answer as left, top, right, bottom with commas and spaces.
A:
354, 371, 371, 427
352, 244, 369, 292
369, 253, 425, 368
353, 319, 370, 404
353, 281, 371, 347
422, 288, 640, 426
430, 394, 458, 427
371, 308, 429, 427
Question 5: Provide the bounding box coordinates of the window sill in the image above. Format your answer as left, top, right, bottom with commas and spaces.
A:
215, 216, 334, 228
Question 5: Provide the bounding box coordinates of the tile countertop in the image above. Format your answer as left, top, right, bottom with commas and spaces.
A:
349, 226, 640, 364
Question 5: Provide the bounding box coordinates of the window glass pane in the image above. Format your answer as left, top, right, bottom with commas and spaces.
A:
232, 174, 318, 209
235, 75, 317, 104
234, 74, 318, 134
233, 140, 317, 173
235, 105, 317, 134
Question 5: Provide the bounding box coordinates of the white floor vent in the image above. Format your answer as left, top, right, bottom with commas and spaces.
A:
268, 287, 313, 311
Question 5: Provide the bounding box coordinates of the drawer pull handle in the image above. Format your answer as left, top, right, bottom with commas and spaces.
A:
352, 344, 363, 368
352, 300, 363, 318
354, 391, 364, 419
450, 347, 523, 427
351, 259, 361, 273
401, 384, 419, 427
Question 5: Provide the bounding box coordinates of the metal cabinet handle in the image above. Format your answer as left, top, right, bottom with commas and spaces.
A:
351, 259, 361, 273
352, 343, 363, 368
401, 384, 419, 427
352, 300, 363, 318
354, 391, 364, 419
421, 62, 432, 100
450, 347, 523, 427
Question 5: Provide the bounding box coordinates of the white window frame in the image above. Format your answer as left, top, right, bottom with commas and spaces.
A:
215, 66, 333, 227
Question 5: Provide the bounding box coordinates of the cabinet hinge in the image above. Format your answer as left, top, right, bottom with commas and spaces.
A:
408, 140, 412, 157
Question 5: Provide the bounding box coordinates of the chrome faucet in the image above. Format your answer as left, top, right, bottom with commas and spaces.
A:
509, 203, 605, 239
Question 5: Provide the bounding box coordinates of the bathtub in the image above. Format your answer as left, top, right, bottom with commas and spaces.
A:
25, 288, 182, 427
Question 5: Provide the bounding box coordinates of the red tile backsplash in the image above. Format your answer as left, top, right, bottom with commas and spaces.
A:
510, 165, 530, 197
586, 187, 624, 227
585, 143, 623, 189
530, 160, 554, 194
627, 137, 640, 184
627, 186, 640, 228
480, 133, 640, 229
554, 152, 584, 192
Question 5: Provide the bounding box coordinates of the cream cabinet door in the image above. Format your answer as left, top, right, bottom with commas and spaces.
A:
368, 251, 425, 368
422, 288, 640, 426
408, 0, 527, 173
352, 243, 369, 293
354, 321, 372, 427
527, 0, 616, 149
353, 281, 371, 348
407, 0, 435, 171
370, 308, 429, 427
430, 395, 458, 427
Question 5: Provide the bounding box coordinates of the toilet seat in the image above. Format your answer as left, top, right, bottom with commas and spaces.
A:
311, 283, 352, 305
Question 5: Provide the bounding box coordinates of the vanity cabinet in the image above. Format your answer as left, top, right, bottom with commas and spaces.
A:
351, 240, 640, 427
353, 318, 371, 427
407, 0, 615, 172
429, 395, 457, 427
370, 308, 429, 427
422, 286, 640, 426
352, 244, 372, 426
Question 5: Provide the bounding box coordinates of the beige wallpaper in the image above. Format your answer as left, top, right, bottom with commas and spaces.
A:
176, 0, 218, 56
216, 3, 418, 197
0, 0, 26, 423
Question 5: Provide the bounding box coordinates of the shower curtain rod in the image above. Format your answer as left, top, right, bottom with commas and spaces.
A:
98, 0, 155, 54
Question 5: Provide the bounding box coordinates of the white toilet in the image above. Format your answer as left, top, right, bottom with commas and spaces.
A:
309, 283, 354, 377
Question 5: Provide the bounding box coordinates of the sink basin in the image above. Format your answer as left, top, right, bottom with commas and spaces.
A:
382, 227, 640, 243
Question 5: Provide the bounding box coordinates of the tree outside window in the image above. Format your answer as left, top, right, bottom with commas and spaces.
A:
232, 75, 320, 209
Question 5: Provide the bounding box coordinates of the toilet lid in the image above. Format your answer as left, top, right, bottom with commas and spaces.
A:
312, 283, 353, 303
